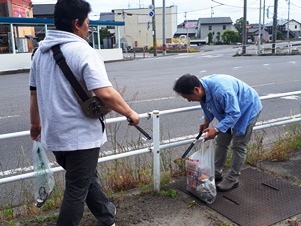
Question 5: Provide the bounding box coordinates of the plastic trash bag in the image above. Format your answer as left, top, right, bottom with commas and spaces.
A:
185, 139, 216, 204
32, 141, 55, 208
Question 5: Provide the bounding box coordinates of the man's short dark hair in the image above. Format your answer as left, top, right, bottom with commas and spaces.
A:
54, 0, 91, 32
173, 74, 201, 95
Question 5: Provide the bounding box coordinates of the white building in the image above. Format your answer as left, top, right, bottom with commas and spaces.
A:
112, 6, 178, 49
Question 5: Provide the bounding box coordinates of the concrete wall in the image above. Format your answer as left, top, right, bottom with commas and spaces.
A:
0, 53, 32, 73
95, 48, 123, 61
0, 48, 123, 73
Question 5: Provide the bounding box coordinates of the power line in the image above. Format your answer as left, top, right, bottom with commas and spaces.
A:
290, 2, 301, 8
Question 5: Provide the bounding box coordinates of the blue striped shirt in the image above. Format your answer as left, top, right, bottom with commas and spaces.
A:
200, 74, 262, 135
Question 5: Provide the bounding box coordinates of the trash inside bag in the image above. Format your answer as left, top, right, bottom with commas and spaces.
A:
32, 141, 55, 208
185, 139, 216, 204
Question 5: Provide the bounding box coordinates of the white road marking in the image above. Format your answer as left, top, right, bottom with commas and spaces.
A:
197, 54, 223, 58
0, 166, 34, 177
131, 96, 176, 103
281, 95, 300, 100
0, 162, 57, 177
174, 55, 193, 59
0, 115, 19, 120
253, 79, 301, 88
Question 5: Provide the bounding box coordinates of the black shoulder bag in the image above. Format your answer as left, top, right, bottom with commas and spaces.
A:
51, 44, 111, 132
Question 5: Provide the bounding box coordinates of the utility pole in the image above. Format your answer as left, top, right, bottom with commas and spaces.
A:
262, 0, 266, 41
272, 0, 278, 54
257, 0, 262, 54
121, 10, 127, 53
162, 0, 166, 56
117, 10, 132, 52
152, 0, 157, 57
287, 0, 290, 40
242, 0, 247, 54
185, 12, 189, 53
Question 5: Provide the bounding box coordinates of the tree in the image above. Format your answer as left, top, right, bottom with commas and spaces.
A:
216, 32, 221, 43
234, 17, 249, 42
208, 32, 213, 44
221, 30, 239, 44
276, 30, 283, 40
99, 27, 111, 44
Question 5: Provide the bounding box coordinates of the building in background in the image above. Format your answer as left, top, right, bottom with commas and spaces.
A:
173, 20, 198, 38
248, 24, 269, 43
112, 5, 178, 49
32, 4, 55, 41
174, 17, 237, 45
0, 0, 34, 53
98, 12, 116, 49
2, 4, 178, 52
265, 19, 301, 40
197, 17, 233, 43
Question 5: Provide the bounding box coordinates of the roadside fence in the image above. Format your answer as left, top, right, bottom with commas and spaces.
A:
1, 91, 301, 192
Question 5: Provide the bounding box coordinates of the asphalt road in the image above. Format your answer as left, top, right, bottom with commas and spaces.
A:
1, 45, 301, 166
0, 45, 301, 206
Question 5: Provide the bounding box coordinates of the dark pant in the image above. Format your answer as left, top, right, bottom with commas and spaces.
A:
53, 148, 115, 226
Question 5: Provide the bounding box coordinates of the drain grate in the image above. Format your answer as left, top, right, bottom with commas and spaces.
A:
207, 168, 301, 226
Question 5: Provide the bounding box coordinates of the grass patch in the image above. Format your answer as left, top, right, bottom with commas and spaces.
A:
266, 132, 301, 161
2, 208, 13, 221
20, 213, 58, 226
158, 189, 177, 199
222, 124, 301, 167
187, 200, 197, 208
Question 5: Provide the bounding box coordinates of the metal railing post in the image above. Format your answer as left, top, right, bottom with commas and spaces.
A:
152, 110, 160, 192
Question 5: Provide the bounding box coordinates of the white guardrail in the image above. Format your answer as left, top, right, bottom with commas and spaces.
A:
1, 91, 301, 192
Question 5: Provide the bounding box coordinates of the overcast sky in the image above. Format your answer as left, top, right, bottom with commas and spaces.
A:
32, 0, 301, 24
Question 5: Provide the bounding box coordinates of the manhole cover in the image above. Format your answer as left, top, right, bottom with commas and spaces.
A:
207, 168, 301, 226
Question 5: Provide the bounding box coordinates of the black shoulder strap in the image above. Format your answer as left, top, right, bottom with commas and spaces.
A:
51, 45, 89, 102
51, 44, 105, 132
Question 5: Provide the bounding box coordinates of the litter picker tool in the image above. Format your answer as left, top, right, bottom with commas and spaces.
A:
127, 118, 152, 140
181, 132, 203, 158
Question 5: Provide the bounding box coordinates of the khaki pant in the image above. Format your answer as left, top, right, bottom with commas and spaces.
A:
214, 113, 260, 181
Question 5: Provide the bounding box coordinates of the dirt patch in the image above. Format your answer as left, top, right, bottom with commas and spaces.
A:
4, 177, 234, 226
2, 153, 301, 226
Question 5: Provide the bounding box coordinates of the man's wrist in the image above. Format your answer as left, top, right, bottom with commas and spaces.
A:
214, 128, 220, 134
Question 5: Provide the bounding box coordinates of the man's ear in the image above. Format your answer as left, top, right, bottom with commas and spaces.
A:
193, 86, 201, 94
72, 19, 80, 31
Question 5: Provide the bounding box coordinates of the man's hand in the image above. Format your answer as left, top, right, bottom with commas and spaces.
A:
202, 127, 218, 141
127, 111, 140, 126
199, 122, 209, 134
30, 124, 41, 141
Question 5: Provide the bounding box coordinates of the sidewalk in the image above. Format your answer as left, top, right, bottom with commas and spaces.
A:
121, 44, 301, 61
4, 151, 301, 226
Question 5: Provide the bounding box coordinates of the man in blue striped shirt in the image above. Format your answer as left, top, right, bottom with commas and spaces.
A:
173, 74, 262, 192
